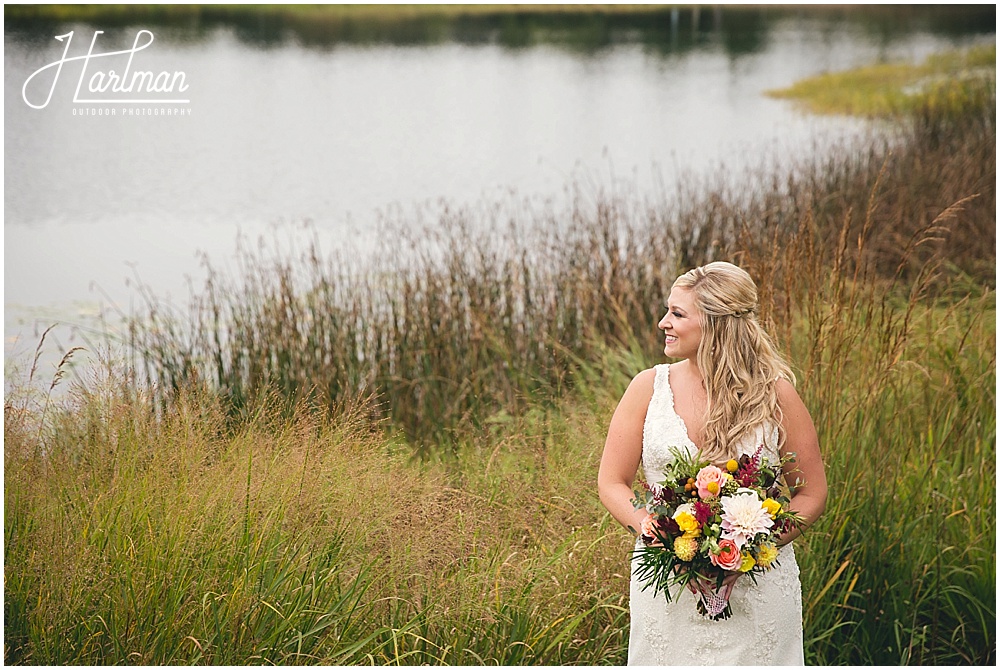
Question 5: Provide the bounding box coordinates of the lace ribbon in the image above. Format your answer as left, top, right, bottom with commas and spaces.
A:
694, 579, 735, 620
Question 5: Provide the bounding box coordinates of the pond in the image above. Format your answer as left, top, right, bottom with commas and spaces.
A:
3, 5, 994, 371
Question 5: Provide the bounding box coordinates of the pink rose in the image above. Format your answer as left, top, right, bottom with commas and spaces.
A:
695, 465, 727, 499
710, 539, 742, 571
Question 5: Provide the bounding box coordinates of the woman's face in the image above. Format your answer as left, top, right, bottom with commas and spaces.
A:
658, 287, 703, 360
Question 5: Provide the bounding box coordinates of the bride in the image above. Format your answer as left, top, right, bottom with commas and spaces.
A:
598, 261, 827, 665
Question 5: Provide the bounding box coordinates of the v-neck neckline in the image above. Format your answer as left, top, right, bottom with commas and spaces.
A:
664, 363, 701, 454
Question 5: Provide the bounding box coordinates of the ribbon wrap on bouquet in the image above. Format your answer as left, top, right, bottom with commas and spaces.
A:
693, 579, 735, 620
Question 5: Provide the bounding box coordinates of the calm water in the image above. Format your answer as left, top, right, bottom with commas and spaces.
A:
3, 7, 994, 371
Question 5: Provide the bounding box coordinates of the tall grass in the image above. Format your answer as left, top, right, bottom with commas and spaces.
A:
125, 67, 994, 450
5, 272, 993, 664
777, 207, 995, 665
5, 356, 635, 664
5, 52, 995, 665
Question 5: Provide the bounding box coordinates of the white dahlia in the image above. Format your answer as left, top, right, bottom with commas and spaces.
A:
720, 491, 773, 549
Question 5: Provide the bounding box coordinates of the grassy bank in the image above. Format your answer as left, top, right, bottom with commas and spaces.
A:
5, 49, 996, 665
767, 44, 995, 118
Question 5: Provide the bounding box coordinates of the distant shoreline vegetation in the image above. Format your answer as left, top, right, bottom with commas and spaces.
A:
768, 44, 996, 118
5, 4, 995, 53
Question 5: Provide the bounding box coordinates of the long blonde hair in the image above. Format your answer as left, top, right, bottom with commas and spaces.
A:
672, 262, 795, 462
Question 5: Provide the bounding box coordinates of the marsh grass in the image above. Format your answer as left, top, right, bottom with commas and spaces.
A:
5, 49, 995, 665
5, 265, 994, 664
783, 235, 996, 665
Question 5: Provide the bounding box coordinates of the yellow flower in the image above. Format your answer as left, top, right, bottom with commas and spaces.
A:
757, 543, 779, 569
726, 459, 739, 472
762, 498, 782, 518
739, 552, 756, 573
673, 535, 699, 562
706, 482, 720, 495
674, 511, 701, 537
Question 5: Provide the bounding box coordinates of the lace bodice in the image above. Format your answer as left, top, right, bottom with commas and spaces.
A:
640, 363, 780, 486
628, 363, 803, 665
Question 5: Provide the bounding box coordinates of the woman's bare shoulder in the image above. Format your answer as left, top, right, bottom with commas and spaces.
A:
775, 377, 816, 427
619, 367, 657, 405
775, 377, 804, 404
632, 366, 658, 390
633, 366, 658, 384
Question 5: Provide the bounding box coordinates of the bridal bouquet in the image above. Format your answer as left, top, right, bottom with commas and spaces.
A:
630, 445, 801, 620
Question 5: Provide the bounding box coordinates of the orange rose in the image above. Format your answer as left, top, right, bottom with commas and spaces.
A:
709, 538, 742, 571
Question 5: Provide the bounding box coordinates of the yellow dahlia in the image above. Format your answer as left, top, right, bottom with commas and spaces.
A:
757, 543, 779, 569
673, 535, 699, 562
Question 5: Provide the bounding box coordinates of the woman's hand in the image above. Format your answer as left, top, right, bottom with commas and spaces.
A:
687, 571, 740, 595
675, 566, 741, 594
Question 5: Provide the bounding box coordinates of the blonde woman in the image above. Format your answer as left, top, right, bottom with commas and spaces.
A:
598, 261, 827, 665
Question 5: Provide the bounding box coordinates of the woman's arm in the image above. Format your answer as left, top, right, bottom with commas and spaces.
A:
776, 379, 827, 545
598, 368, 656, 534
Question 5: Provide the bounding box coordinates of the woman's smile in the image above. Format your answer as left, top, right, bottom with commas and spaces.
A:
658, 287, 702, 359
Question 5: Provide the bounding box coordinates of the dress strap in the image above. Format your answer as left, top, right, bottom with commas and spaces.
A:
648, 364, 672, 415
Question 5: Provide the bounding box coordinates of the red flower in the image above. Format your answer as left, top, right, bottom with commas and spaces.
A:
644, 482, 677, 505
692, 500, 713, 525
737, 445, 765, 487
657, 515, 681, 537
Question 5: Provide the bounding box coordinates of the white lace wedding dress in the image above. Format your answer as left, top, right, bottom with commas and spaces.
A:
628, 363, 804, 665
